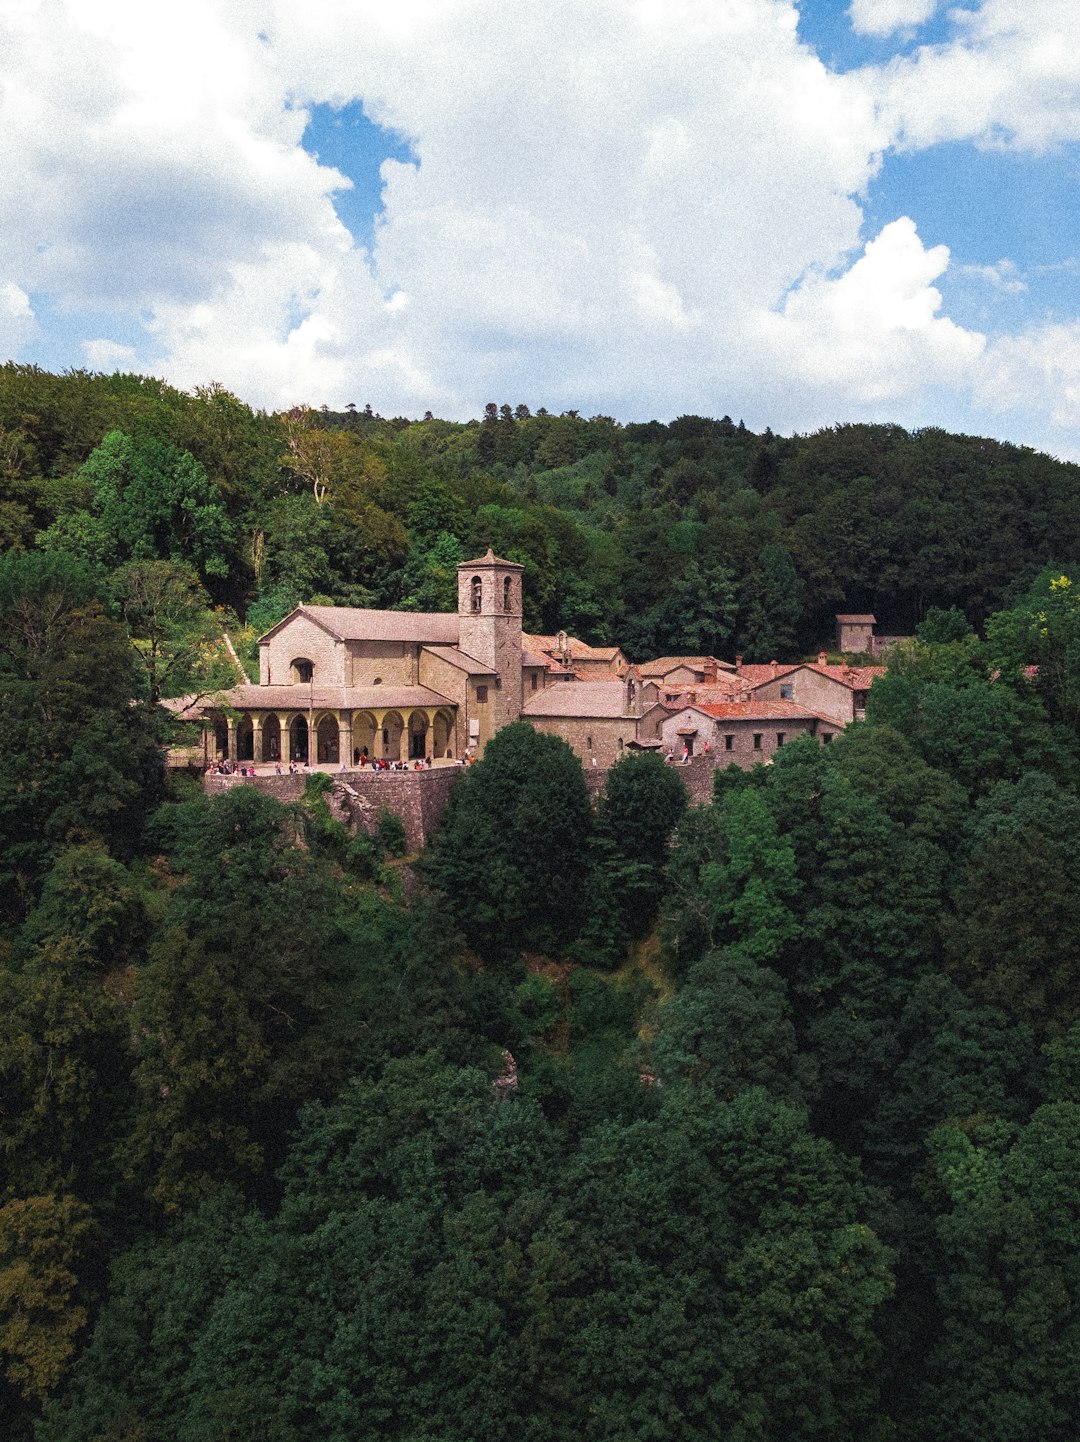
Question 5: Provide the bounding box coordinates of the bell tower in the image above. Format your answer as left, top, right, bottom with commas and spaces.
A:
458, 549, 524, 734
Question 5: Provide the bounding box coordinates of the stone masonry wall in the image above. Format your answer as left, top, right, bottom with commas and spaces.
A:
204, 765, 460, 851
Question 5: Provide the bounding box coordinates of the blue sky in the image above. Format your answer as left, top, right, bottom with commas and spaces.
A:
3, 0, 1080, 457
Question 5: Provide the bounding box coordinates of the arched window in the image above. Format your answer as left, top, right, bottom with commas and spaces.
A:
291, 658, 314, 684
471, 575, 482, 612
503, 576, 512, 611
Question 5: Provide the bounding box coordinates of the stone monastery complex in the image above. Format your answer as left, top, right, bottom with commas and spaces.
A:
188, 550, 887, 774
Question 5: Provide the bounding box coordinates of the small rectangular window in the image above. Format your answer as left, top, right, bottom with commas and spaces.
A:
776, 732, 785, 747
822, 732, 833, 744
476, 685, 488, 703
780, 683, 793, 700
587, 736, 593, 751
531, 673, 538, 690
724, 734, 734, 751
753, 733, 762, 750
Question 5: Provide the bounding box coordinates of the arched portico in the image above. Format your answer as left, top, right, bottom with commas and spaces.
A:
236, 715, 254, 761
408, 710, 429, 760
261, 713, 281, 762
316, 713, 339, 764
380, 710, 405, 761
289, 714, 308, 762
433, 708, 454, 759
352, 711, 376, 763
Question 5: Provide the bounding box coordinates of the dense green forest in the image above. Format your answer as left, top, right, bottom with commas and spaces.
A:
4, 364, 1080, 1439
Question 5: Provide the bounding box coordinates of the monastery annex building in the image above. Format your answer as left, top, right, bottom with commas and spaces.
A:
188, 551, 886, 772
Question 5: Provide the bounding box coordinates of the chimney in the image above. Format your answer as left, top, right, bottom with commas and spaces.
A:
770, 659, 778, 676
735, 654, 743, 672
818, 651, 827, 665
703, 659, 718, 683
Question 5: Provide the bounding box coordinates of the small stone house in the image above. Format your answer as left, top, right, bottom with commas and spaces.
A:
659, 699, 841, 764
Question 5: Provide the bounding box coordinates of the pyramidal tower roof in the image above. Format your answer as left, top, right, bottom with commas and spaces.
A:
460, 547, 523, 569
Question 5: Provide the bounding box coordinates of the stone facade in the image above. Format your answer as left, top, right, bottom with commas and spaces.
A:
659, 702, 840, 764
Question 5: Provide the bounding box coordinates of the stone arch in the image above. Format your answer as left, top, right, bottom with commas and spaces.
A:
290, 657, 314, 684
408, 709, 429, 760
502, 575, 512, 612
470, 575, 482, 612
316, 713, 339, 764
236, 715, 254, 761
289, 715, 308, 762
381, 710, 404, 760
433, 708, 454, 759
352, 711, 376, 763
262, 713, 281, 762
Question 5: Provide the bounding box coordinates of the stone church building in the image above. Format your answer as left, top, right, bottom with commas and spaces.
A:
195, 550, 655, 768
188, 550, 882, 772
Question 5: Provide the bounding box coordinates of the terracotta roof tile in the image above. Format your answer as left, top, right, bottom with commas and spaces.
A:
639, 655, 736, 676
422, 645, 492, 675
738, 661, 886, 690
188, 682, 455, 712
521, 682, 635, 718
297, 605, 461, 644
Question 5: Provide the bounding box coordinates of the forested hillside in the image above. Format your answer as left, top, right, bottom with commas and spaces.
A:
5, 364, 1080, 663
4, 365, 1080, 1440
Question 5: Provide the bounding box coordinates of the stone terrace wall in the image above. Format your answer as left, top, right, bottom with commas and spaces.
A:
204, 766, 460, 852
584, 754, 717, 805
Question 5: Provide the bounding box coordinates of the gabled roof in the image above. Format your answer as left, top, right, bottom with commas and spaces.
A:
422, 645, 493, 676
521, 682, 635, 718
639, 655, 736, 677
737, 661, 885, 691
523, 633, 624, 663
836, 613, 877, 623
666, 698, 842, 726
258, 605, 460, 646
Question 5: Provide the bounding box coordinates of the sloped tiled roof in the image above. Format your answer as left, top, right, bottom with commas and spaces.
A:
666, 698, 842, 726
461, 548, 523, 569
298, 605, 460, 643
523, 633, 622, 662
738, 661, 885, 691
639, 655, 736, 676
521, 682, 635, 718
422, 645, 492, 675
184, 683, 455, 713
836, 613, 877, 623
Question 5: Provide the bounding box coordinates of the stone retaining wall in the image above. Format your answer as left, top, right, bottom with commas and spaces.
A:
204, 766, 461, 851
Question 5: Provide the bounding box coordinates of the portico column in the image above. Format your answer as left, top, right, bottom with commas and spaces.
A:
276, 713, 288, 762
399, 710, 411, 763
373, 710, 387, 759
252, 716, 263, 765
226, 717, 237, 760
338, 711, 352, 768
425, 708, 438, 760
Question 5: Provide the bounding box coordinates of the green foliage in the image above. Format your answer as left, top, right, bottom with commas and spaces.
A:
0, 551, 163, 921
423, 723, 593, 961
0, 1194, 95, 1406
374, 806, 408, 858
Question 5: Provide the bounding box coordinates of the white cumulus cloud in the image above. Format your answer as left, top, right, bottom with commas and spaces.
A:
849, 0, 941, 38
1, 0, 1080, 456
